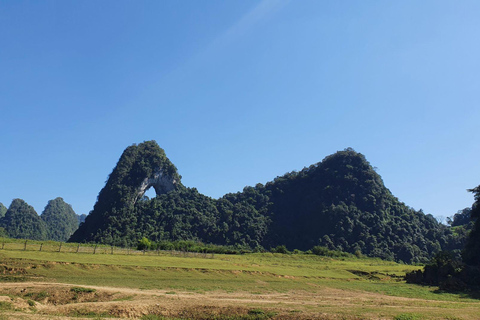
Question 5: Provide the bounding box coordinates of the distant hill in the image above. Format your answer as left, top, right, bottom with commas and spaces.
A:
68, 141, 459, 263
0, 202, 6, 219
0, 197, 79, 242
0, 199, 47, 240
41, 197, 79, 241
77, 213, 87, 225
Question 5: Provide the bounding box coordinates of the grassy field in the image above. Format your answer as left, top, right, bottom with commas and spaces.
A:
0, 242, 479, 320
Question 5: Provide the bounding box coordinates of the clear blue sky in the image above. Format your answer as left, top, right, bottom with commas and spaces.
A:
1, 1, 479, 222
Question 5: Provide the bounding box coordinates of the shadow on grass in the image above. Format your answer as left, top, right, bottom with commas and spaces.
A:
432, 287, 480, 300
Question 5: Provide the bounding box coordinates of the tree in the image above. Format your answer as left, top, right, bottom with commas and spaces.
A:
137, 237, 152, 250
462, 186, 480, 266
447, 208, 472, 227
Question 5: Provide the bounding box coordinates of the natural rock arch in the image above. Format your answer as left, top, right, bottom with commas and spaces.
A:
69, 141, 181, 244
134, 169, 177, 203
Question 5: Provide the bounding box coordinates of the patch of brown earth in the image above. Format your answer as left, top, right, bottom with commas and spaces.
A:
0, 282, 478, 320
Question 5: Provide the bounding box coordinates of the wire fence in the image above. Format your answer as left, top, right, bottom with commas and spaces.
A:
0, 238, 215, 259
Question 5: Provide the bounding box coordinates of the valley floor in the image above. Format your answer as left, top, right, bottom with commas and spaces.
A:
0, 249, 479, 319
1, 281, 479, 320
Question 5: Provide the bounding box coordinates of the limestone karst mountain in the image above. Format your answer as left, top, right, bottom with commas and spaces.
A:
41, 197, 79, 242
0, 202, 6, 219
69, 141, 181, 244
68, 141, 460, 263
0, 198, 47, 240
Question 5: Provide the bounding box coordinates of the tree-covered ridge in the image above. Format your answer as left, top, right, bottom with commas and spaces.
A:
69, 141, 181, 245
41, 197, 79, 242
406, 188, 480, 290
77, 214, 87, 225
462, 186, 480, 267
225, 149, 449, 263
69, 144, 458, 263
133, 187, 270, 249
0, 198, 47, 240
0, 202, 7, 218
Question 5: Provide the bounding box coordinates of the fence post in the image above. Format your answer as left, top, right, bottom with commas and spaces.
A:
24, 240, 27, 251
39, 243, 43, 251
76, 243, 80, 253
1, 242, 4, 250
58, 243, 62, 252
111, 246, 114, 255
93, 245, 97, 254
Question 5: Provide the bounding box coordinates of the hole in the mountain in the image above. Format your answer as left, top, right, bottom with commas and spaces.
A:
143, 187, 157, 200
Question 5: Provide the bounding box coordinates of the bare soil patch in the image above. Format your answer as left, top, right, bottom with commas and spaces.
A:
0, 281, 478, 319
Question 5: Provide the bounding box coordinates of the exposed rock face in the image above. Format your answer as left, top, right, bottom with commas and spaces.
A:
134, 169, 177, 203
68, 141, 181, 245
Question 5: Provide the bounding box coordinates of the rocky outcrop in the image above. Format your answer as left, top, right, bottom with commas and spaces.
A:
68, 141, 181, 245
134, 169, 177, 203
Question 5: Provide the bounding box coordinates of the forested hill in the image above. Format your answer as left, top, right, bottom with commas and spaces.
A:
0, 197, 80, 242
231, 149, 449, 262
68, 141, 460, 263
69, 141, 181, 244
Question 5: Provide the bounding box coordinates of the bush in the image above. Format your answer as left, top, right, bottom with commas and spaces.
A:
394, 313, 423, 320
71, 287, 96, 293
311, 245, 351, 258
271, 245, 290, 254
137, 237, 152, 250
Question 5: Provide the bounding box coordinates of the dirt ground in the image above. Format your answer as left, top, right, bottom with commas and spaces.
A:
0, 281, 477, 320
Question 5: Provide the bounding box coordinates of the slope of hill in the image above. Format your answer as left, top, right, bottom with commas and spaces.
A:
68, 141, 454, 263
0, 202, 6, 219
0, 198, 47, 240
41, 197, 79, 241
69, 141, 181, 245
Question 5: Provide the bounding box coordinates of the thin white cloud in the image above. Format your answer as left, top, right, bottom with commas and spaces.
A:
182, 0, 290, 72
220, 0, 291, 41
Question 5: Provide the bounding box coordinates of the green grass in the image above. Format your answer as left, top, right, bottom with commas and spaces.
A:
0, 249, 419, 277
0, 301, 13, 311
0, 248, 479, 320
0, 248, 479, 304
70, 286, 96, 293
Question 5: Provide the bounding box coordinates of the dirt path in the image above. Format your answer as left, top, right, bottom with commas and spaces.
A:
0, 282, 477, 319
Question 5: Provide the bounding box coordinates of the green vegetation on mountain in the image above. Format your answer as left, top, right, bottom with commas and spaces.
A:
69, 141, 181, 245
77, 213, 87, 225
68, 142, 458, 263
0, 198, 47, 240
442, 207, 473, 258
1, 141, 473, 268
222, 148, 450, 263
41, 197, 79, 241
462, 186, 480, 267
406, 188, 480, 290
133, 186, 270, 249
0, 202, 7, 218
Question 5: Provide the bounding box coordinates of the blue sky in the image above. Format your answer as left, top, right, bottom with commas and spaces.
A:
1, 1, 479, 222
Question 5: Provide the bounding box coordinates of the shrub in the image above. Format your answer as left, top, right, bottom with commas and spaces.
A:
137, 237, 152, 250
271, 245, 290, 254
71, 287, 96, 293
